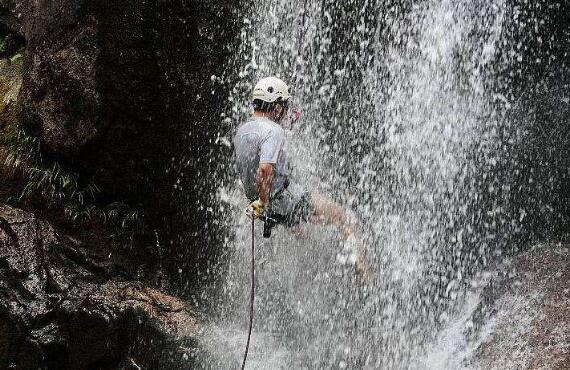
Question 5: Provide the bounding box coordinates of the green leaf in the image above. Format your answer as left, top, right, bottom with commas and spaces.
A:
10, 53, 23, 63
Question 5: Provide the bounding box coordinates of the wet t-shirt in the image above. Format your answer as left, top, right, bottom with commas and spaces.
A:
233, 116, 288, 201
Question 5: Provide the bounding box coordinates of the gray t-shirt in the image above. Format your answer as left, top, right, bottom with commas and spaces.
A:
233, 116, 289, 202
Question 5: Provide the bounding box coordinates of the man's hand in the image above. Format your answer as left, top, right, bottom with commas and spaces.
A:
246, 200, 266, 219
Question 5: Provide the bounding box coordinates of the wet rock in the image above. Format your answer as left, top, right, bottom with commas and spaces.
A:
2, 0, 247, 286
0, 205, 204, 369
470, 245, 570, 369
15, 0, 100, 157
0, 49, 24, 204
0, 1, 23, 35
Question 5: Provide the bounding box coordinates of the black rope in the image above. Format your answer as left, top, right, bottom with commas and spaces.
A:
241, 217, 256, 370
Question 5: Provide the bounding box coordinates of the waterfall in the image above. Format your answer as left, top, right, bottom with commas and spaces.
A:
203, 0, 559, 368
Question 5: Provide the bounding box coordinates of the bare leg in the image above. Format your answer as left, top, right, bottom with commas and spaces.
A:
289, 224, 309, 239
309, 192, 374, 279
309, 193, 356, 238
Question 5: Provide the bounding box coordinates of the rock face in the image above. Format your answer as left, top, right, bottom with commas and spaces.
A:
1, 0, 246, 284
470, 245, 570, 369
15, 0, 101, 156
0, 1, 247, 366
0, 58, 23, 205
0, 205, 204, 369
0, 59, 21, 129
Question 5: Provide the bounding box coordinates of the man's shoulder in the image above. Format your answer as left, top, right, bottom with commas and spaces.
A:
256, 117, 283, 134
238, 117, 283, 137
235, 119, 257, 135
266, 120, 284, 134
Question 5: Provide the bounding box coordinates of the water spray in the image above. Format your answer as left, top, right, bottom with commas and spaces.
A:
240, 217, 256, 370
241, 213, 276, 369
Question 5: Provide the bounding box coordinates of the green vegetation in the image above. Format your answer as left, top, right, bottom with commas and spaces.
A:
3, 127, 145, 235
0, 47, 142, 237
9, 53, 21, 63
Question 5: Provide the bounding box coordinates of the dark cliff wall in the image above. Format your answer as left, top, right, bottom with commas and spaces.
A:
1, 0, 248, 293
492, 0, 570, 243
0, 1, 249, 364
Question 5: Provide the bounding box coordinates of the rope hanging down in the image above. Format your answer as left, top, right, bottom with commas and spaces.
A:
241, 217, 256, 370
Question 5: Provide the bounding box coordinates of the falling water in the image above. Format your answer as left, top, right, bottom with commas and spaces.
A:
201, 0, 560, 369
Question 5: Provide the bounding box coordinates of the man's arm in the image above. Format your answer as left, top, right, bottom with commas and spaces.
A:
256, 163, 275, 205
257, 127, 283, 207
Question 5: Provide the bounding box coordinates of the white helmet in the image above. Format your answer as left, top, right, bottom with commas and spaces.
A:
252, 76, 291, 103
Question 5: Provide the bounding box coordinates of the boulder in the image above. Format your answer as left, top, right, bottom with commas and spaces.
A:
0, 205, 205, 369
470, 245, 570, 369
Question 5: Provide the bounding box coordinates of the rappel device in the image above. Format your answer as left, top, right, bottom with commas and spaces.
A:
261, 213, 277, 238
244, 209, 278, 239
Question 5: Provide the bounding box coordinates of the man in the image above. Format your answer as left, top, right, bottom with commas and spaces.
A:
233, 76, 371, 277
